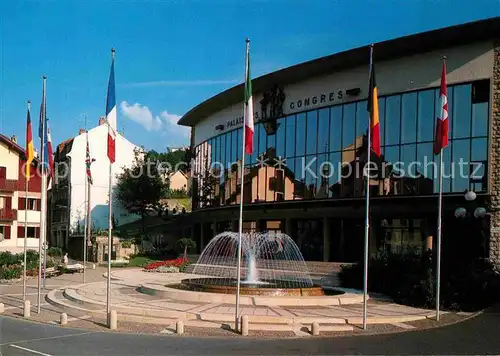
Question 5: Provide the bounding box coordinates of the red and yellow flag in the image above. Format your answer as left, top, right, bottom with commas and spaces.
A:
367, 49, 381, 157
25, 102, 35, 181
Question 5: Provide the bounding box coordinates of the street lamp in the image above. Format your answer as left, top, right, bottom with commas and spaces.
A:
454, 190, 488, 219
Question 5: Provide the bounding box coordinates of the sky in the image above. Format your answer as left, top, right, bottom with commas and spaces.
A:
0, 1, 499, 153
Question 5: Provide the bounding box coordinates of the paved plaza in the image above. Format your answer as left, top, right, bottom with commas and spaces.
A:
0, 267, 473, 338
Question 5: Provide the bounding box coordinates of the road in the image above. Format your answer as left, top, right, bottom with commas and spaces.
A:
0, 305, 499, 355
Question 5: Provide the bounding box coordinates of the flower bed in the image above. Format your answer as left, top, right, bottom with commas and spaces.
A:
143, 257, 188, 272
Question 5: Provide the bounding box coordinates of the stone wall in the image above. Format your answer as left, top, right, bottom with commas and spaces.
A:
489, 40, 500, 269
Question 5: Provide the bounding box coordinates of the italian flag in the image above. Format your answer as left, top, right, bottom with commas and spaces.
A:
244, 40, 254, 155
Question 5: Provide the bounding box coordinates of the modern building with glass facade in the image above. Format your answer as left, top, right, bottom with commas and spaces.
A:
178, 18, 500, 266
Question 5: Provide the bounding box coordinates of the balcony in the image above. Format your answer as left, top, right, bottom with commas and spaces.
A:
0, 179, 17, 192
0, 208, 17, 221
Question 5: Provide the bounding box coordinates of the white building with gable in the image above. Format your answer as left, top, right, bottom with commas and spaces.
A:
50, 117, 141, 250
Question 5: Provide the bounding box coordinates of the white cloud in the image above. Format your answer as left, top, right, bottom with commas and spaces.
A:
120, 101, 189, 142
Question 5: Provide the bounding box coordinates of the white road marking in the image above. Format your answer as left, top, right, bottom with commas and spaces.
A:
9, 344, 53, 356
0, 331, 93, 346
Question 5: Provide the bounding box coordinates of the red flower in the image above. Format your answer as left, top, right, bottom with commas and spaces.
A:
143, 257, 188, 270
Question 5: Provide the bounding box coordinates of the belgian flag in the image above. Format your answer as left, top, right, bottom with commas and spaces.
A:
25, 101, 35, 181
367, 47, 381, 157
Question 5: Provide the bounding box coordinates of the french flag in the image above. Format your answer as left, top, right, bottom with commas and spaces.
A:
434, 58, 449, 155
106, 49, 116, 164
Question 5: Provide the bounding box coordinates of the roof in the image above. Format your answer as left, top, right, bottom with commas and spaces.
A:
0, 134, 40, 163
178, 17, 500, 127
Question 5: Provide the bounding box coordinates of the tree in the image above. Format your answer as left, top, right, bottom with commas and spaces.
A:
178, 238, 196, 260
116, 149, 169, 232
147, 148, 191, 174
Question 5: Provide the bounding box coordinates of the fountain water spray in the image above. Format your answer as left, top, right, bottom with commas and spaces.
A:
191, 231, 313, 288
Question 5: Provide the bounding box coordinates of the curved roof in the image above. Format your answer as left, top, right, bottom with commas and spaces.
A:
178, 16, 500, 127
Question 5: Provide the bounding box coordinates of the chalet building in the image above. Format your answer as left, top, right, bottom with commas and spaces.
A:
0, 134, 42, 253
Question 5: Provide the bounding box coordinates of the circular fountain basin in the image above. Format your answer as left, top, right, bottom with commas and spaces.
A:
175, 278, 329, 296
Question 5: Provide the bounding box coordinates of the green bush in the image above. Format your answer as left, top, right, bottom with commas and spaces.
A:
338, 250, 500, 311
0, 252, 20, 267
0, 265, 22, 280
178, 261, 191, 273
47, 247, 62, 257
120, 240, 133, 248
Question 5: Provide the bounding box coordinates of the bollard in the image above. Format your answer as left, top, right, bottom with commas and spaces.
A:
0, 303, 4, 314
241, 315, 249, 336
92, 263, 96, 270
60, 312, 68, 326
23, 300, 30, 318
176, 320, 184, 335
108, 310, 117, 330
311, 322, 320, 336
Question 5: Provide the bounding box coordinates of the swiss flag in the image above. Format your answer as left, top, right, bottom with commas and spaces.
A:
434, 58, 449, 154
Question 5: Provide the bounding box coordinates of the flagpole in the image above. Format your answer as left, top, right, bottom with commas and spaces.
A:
37, 75, 47, 314
362, 44, 374, 330
23, 100, 31, 302
106, 48, 115, 321
83, 127, 88, 284
436, 149, 443, 320
235, 38, 250, 332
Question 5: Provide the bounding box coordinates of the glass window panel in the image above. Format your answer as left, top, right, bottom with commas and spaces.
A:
267, 131, 276, 152
356, 101, 368, 149
296, 113, 306, 156
212, 136, 220, 164
342, 103, 356, 150
416, 143, 434, 194
294, 157, 305, 200
304, 155, 317, 200
439, 141, 452, 194
259, 122, 267, 157
306, 110, 318, 155
452, 84, 472, 139
329, 152, 341, 197
220, 134, 226, 170
401, 144, 416, 177
226, 133, 232, 168
385, 95, 401, 146
237, 129, 242, 162
470, 162, 485, 193
231, 131, 238, 162
210, 139, 215, 168
329, 106, 342, 152
448, 84, 472, 138
286, 115, 296, 158
383, 146, 399, 164
316, 153, 329, 198
276, 118, 285, 158
401, 92, 417, 144
471, 138, 487, 162
452, 139, 470, 192
318, 108, 329, 153
417, 89, 435, 142
472, 102, 488, 137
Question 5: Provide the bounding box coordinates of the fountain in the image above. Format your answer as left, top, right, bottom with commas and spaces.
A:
175, 232, 328, 296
